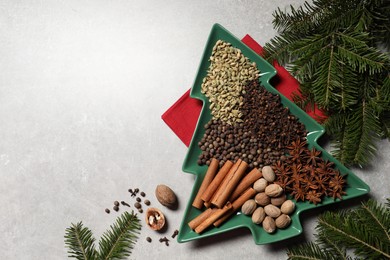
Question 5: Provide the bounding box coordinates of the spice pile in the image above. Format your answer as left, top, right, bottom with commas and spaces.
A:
198, 79, 307, 169
188, 39, 348, 235
241, 166, 295, 233
274, 139, 347, 204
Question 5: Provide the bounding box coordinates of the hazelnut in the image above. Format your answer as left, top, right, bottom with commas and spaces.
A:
253, 178, 268, 192
145, 207, 166, 231
275, 214, 291, 229
281, 200, 295, 215
241, 199, 257, 215
262, 166, 275, 182
262, 216, 276, 233
265, 183, 283, 197
264, 204, 281, 218
251, 207, 266, 224
255, 192, 270, 206
155, 184, 177, 209
271, 193, 287, 206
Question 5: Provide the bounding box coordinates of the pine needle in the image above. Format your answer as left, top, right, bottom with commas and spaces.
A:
98, 211, 141, 260
65, 211, 141, 260
264, 0, 390, 167
64, 222, 98, 260
286, 198, 390, 259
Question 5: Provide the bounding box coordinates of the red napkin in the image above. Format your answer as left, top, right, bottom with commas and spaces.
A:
161, 35, 326, 147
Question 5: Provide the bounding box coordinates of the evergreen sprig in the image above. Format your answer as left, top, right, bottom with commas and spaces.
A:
287, 198, 390, 260
65, 222, 98, 260
64, 211, 141, 260
264, 0, 390, 167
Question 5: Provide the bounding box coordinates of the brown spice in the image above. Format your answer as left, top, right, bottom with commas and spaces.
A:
273, 139, 347, 204
197, 80, 307, 169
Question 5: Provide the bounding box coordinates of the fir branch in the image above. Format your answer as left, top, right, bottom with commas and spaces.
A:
287, 242, 337, 260
264, 0, 390, 166
286, 199, 390, 259
352, 101, 381, 166
98, 211, 141, 260
64, 222, 98, 260
359, 200, 390, 242
318, 210, 390, 259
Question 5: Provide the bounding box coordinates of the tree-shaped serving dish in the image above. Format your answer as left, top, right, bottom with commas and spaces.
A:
177, 23, 370, 244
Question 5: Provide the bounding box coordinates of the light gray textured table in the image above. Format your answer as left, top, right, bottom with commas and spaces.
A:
1, 1, 389, 259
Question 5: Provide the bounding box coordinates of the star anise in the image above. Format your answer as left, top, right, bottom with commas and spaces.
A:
290, 183, 306, 201
289, 163, 305, 186
273, 161, 291, 178
287, 138, 307, 155
305, 190, 322, 204
316, 160, 336, 175
275, 175, 292, 191
328, 173, 346, 200
314, 174, 329, 195
304, 147, 322, 166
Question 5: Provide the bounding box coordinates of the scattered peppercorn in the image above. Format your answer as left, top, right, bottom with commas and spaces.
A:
134, 188, 139, 193
136, 197, 141, 202
146, 237, 152, 243
138, 208, 143, 213
121, 201, 130, 207
105, 208, 110, 214
134, 202, 141, 209
114, 201, 119, 206
144, 200, 151, 206
140, 192, 146, 197
113, 205, 119, 212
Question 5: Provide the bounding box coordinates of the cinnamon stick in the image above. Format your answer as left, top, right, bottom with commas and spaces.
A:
229, 168, 262, 201
211, 159, 248, 208
201, 160, 233, 204
194, 202, 232, 234
188, 208, 218, 230
206, 160, 240, 208
214, 187, 256, 227
192, 158, 219, 209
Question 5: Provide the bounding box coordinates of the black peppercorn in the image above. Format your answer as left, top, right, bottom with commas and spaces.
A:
146, 237, 152, 243
144, 200, 151, 206
136, 197, 141, 202
140, 192, 146, 197
105, 208, 110, 214
113, 205, 119, 212
114, 201, 119, 206
134, 202, 141, 209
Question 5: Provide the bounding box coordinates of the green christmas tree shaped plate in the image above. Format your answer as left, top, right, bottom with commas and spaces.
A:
177, 24, 370, 245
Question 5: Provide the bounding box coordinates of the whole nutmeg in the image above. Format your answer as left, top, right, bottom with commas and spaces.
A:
262, 216, 276, 233
264, 204, 281, 218
265, 183, 283, 198
271, 193, 287, 206
241, 199, 257, 215
281, 200, 295, 215
155, 184, 177, 209
255, 192, 270, 206
262, 166, 275, 182
253, 178, 268, 192
145, 207, 166, 231
251, 207, 266, 224
275, 214, 291, 229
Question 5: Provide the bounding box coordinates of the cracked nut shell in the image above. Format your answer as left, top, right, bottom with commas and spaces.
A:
145, 207, 166, 231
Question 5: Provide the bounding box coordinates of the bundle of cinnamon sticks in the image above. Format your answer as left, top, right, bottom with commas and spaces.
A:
189, 158, 262, 233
